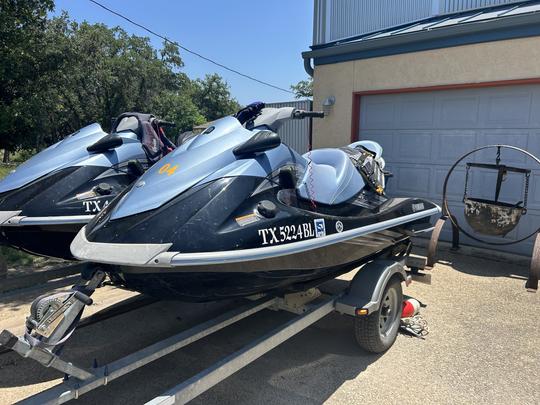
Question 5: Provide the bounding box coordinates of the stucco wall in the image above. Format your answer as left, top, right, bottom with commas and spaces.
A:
312, 36, 540, 148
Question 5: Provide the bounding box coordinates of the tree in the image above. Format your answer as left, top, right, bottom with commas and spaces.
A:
0, 0, 55, 160
291, 78, 313, 99
38, 16, 189, 138
192, 74, 241, 121
151, 92, 205, 135
0, 8, 241, 156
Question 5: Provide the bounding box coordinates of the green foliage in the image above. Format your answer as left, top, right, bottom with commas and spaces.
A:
193, 74, 241, 122
151, 92, 206, 134
12, 149, 35, 163
0, 246, 35, 267
0, 164, 14, 179
0, 7, 240, 153
0, 0, 55, 152
291, 78, 313, 99
33, 14, 190, 140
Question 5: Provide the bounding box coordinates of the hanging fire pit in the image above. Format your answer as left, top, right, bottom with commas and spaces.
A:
464, 198, 524, 236
461, 155, 531, 237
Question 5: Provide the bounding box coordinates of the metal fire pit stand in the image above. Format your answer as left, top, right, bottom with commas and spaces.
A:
426, 145, 540, 291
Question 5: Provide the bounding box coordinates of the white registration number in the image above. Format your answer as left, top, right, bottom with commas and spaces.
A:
258, 219, 326, 246
83, 200, 109, 213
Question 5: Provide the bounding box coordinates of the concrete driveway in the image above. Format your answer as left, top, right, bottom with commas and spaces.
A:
0, 247, 538, 404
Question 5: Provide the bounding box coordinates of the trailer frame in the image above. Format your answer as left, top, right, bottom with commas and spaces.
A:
0, 257, 427, 405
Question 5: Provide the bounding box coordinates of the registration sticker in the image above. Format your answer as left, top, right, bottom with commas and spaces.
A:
314, 219, 326, 238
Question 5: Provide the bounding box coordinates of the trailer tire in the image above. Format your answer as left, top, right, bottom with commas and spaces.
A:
354, 278, 402, 353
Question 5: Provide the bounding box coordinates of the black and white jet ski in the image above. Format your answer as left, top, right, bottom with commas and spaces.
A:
71, 103, 440, 301
0, 112, 176, 259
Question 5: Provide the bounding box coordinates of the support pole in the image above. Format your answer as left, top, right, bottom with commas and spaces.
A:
426, 215, 460, 269
449, 214, 460, 250
0, 331, 95, 381
426, 217, 446, 268
526, 232, 540, 292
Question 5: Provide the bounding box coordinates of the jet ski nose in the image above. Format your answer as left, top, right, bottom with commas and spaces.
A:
71, 227, 172, 265
0, 210, 22, 225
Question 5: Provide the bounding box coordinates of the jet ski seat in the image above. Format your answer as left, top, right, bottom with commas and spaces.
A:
297, 149, 365, 205
141, 121, 165, 164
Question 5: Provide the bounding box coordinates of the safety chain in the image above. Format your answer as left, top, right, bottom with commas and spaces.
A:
523, 171, 530, 213
400, 314, 429, 339
463, 163, 471, 203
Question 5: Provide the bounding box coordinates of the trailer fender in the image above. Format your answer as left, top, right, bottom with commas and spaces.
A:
335, 260, 406, 317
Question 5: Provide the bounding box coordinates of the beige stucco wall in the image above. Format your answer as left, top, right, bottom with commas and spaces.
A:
312, 36, 540, 148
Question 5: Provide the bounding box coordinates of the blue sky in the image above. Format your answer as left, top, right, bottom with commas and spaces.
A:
52, 0, 313, 105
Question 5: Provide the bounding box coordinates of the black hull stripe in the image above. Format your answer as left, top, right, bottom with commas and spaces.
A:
162, 207, 439, 266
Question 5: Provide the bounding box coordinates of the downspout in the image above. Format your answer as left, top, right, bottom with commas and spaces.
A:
303, 56, 314, 77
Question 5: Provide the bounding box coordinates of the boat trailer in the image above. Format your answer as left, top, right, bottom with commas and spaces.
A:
0, 257, 429, 404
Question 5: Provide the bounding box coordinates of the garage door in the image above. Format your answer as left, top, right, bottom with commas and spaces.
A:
358, 85, 540, 255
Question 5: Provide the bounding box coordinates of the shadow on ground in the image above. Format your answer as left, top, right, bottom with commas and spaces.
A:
422, 246, 530, 280
0, 276, 79, 314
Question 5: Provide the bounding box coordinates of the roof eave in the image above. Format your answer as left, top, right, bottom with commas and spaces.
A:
302, 13, 540, 65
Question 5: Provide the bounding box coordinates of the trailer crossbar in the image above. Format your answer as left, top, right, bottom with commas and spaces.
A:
146, 297, 336, 405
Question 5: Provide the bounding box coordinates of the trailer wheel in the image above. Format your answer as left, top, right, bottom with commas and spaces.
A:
354, 278, 402, 353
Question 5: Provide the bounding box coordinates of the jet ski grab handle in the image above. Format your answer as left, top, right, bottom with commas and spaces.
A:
155, 119, 176, 128
292, 110, 325, 119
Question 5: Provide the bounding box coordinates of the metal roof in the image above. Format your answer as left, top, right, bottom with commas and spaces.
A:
303, 0, 540, 68
314, 0, 540, 49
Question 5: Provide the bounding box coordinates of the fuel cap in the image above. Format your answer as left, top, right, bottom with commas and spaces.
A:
95, 183, 112, 195
257, 200, 277, 218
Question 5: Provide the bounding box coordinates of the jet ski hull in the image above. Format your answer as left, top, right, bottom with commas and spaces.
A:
73, 174, 439, 301
0, 222, 86, 260
105, 231, 411, 301
0, 165, 136, 259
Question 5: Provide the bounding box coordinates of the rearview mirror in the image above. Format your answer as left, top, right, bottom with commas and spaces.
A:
87, 135, 123, 153
233, 131, 281, 158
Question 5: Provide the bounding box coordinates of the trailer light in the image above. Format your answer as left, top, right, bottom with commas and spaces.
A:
355, 308, 369, 316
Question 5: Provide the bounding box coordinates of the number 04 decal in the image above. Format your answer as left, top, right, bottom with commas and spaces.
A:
158, 163, 179, 176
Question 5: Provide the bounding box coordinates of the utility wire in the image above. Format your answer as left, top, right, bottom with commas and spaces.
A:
87, 0, 296, 95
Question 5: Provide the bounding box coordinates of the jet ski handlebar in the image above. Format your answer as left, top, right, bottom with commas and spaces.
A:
292, 110, 325, 119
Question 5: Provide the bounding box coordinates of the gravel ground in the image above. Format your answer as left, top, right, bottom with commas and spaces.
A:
0, 247, 538, 405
